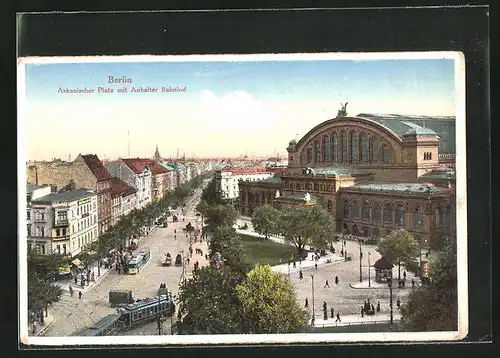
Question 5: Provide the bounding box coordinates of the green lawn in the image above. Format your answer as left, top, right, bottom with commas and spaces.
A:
239, 234, 301, 266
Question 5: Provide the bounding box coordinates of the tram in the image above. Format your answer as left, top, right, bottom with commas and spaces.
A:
116, 294, 175, 330
127, 248, 151, 274
77, 292, 176, 336
79, 314, 124, 336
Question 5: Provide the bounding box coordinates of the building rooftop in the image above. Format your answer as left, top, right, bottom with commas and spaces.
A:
110, 177, 137, 198
345, 182, 449, 194
32, 188, 96, 204
419, 170, 456, 180
121, 158, 153, 174
249, 176, 283, 185
356, 113, 455, 154
314, 168, 364, 176
81, 154, 112, 181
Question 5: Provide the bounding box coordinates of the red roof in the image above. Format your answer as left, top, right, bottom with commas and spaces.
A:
147, 160, 169, 175
81, 154, 112, 181
109, 177, 137, 198
222, 167, 271, 175
121, 158, 168, 175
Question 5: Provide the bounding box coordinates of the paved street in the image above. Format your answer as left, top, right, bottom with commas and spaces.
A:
40, 184, 210, 337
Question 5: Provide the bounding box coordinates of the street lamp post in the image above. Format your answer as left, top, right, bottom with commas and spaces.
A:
359, 239, 363, 282
310, 274, 315, 325
387, 276, 393, 325
368, 252, 371, 287
288, 260, 290, 280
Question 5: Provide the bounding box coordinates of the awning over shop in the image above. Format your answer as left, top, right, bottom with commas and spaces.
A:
72, 258, 83, 267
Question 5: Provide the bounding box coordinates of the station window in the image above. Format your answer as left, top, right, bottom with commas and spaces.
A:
424, 152, 433, 160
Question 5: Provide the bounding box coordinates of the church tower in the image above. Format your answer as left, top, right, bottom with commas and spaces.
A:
154, 144, 162, 163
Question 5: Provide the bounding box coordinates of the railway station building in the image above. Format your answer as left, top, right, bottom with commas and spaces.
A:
238, 113, 456, 248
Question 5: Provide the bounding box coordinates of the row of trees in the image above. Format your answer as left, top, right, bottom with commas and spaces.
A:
375, 229, 458, 331
27, 173, 210, 323
81, 174, 208, 270
251, 204, 335, 257
177, 186, 309, 334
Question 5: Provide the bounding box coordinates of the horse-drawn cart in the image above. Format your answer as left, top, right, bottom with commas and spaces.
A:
163, 253, 172, 266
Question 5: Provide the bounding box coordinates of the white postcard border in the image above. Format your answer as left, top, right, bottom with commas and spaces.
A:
18, 51, 467, 346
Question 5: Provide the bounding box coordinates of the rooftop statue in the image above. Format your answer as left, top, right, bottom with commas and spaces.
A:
304, 192, 311, 202
337, 102, 348, 117
275, 190, 280, 198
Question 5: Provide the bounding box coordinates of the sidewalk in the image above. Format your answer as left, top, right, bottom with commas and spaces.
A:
55, 264, 113, 294
350, 276, 421, 289
32, 312, 55, 336
311, 312, 401, 328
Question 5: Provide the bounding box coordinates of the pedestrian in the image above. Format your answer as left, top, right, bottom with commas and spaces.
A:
200, 250, 203, 257
411, 279, 415, 288
361, 306, 364, 317
335, 276, 339, 285
91, 271, 95, 282
305, 298, 308, 308
377, 301, 380, 312
403, 270, 407, 280
330, 308, 334, 318
118, 266, 121, 274
371, 304, 375, 313
78, 291, 82, 299
363, 300, 367, 312
187, 258, 190, 265
315, 263, 318, 270
425, 252, 429, 259
299, 270, 303, 280
74, 276, 78, 285
397, 298, 401, 309
323, 301, 327, 312
324, 280, 330, 288
340, 248, 344, 257
335, 313, 341, 322
81, 279, 85, 288
324, 311, 328, 320
293, 261, 296, 268
69, 285, 74, 297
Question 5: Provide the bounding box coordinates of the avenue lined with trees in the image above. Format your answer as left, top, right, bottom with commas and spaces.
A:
27, 173, 209, 325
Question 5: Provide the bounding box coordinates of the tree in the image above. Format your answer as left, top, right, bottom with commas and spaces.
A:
177, 266, 245, 334
201, 177, 222, 205
376, 229, 420, 280
204, 204, 238, 234
251, 204, 280, 239
209, 225, 245, 268
276, 205, 335, 256
27, 253, 65, 321
236, 264, 310, 334
400, 235, 457, 331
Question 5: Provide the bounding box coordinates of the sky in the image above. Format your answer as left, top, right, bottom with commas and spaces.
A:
20, 56, 458, 161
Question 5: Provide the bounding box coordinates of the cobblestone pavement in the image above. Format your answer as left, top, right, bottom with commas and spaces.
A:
289, 240, 415, 322
40, 186, 209, 337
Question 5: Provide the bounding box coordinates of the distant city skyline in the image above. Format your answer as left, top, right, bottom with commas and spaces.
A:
20, 54, 459, 161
